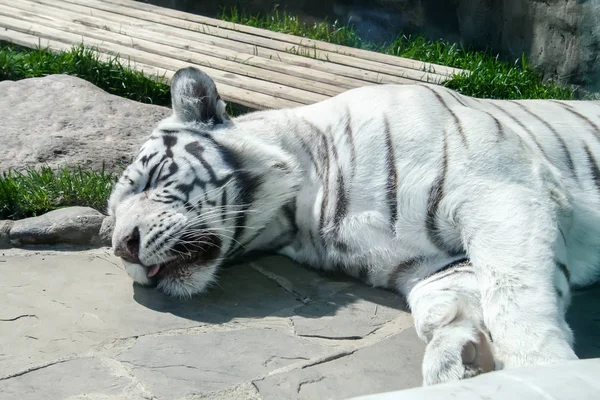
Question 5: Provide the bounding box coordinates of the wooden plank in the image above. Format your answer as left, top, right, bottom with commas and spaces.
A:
0, 1, 346, 99
56, 0, 450, 84
5, 0, 356, 96
103, 0, 465, 78
25, 0, 422, 86
0, 13, 328, 106
0, 27, 305, 110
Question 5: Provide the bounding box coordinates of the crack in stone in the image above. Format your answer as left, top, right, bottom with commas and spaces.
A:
295, 324, 385, 341
123, 361, 242, 379
301, 350, 357, 369
52, 300, 72, 309
297, 375, 325, 393
249, 263, 311, 303
297, 334, 363, 340
262, 355, 310, 367
0, 314, 38, 322
0, 358, 73, 381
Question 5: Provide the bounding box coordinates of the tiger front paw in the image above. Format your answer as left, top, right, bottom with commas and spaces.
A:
422, 329, 495, 386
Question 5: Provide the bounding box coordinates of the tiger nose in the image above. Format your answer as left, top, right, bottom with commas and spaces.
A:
114, 227, 141, 264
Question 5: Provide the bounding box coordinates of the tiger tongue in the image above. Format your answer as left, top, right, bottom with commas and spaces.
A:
147, 264, 161, 278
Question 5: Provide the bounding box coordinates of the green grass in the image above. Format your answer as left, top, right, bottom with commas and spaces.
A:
219, 7, 575, 100
0, 166, 119, 220
0, 43, 172, 106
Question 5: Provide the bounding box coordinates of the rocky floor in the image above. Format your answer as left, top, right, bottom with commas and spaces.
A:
1, 248, 599, 400
0, 248, 423, 400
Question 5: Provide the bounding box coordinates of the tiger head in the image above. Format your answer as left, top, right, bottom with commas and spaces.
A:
108, 67, 300, 298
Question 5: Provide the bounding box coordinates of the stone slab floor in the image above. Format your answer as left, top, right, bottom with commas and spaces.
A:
1, 248, 599, 400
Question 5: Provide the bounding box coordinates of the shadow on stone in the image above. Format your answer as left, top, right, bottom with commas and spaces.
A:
131, 255, 410, 334
568, 283, 600, 359
132, 255, 600, 357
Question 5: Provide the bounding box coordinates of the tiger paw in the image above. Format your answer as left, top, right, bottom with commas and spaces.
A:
422, 329, 495, 386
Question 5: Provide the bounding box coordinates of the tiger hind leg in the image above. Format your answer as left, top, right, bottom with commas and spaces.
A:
407, 260, 495, 386
458, 186, 577, 370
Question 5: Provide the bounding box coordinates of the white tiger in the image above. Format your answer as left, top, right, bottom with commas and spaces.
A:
108, 66, 600, 386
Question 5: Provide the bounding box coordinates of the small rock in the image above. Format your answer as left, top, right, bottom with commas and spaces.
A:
9, 207, 105, 246
96, 215, 115, 247
0, 220, 13, 249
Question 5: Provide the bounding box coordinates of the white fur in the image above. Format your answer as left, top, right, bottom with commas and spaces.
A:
109, 68, 600, 386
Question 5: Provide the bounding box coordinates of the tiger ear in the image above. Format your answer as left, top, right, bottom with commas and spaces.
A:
170, 67, 229, 126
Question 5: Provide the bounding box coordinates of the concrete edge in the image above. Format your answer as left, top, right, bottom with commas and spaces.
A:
348, 358, 600, 400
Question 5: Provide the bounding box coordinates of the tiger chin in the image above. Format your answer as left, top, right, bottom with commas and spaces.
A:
109, 66, 600, 386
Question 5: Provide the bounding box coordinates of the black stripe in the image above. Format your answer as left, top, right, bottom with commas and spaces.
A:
163, 135, 178, 158
583, 144, 600, 192
488, 102, 549, 156
185, 141, 232, 186
157, 162, 179, 184
225, 172, 260, 259
282, 201, 298, 237
422, 258, 472, 285
142, 158, 165, 192
182, 134, 259, 259
492, 115, 505, 138
140, 151, 158, 167
344, 107, 357, 171
303, 120, 331, 240
511, 101, 576, 176
426, 132, 450, 252
556, 261, 571, 283
551, 100, 600, 140
290, 119, 320, 174
221, 188, 228, 223
329, 138, 348, 232
388, 258, 421, 289
445, 89, 469, 107
144, 224, 171, 250
151, 196, 183, 204
175, 179, 203, 203
419, 85, 467, 146
358, 265, 370, 283
384, 116, 398, 231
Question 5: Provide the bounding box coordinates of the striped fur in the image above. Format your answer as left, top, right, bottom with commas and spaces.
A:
109, 67, 600, 386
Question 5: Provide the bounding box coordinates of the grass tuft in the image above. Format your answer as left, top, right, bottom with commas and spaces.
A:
222, 7, 365, 48
0, 43, 172, 106
0, 166, 119, 220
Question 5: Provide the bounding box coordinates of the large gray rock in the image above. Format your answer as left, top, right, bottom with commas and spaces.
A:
9, 206, 105, 246
455, 0, 600, 93
0, 75, 170, 173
